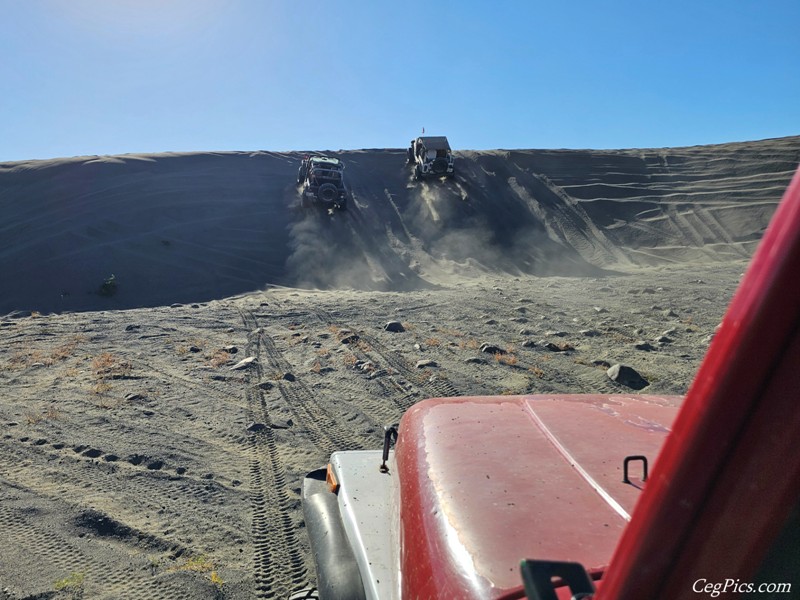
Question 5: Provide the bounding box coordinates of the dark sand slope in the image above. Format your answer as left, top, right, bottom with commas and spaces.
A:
1, 137, 798, 314
0, 137, 798, 600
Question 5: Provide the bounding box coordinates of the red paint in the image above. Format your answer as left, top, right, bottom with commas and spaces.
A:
395, 394, 679, 599
599, 166, 800, 600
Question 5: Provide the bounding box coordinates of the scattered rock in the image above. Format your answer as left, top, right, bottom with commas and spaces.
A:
464, 357, 488, 365
592, 359, 612, 368
545, 330, 567, 337
655, 335, 673, 344
189, 345, 202, 353
246, 422, 267, 432
223, 345, 238, 354
662, 309, 678, 318
607, 364, 649, 390
580, 329, 601, 337
281, 372, 296, 382
593, 306, 608, 314
634, 341, 656, 351
170, 303, 184, 308
338, 330, 360, 344
125, 324, 140, 331
519, 328, 533, 336
416, 359, 439, 369
230, 356, 257, 370
124, 393, 145, 402
521, 340, 536, 348
384, 321, 405, 333
541, 341, 574, 352
257, 382, 274, 390
480, 343, 506, 355
484, 319, 498, 325
270, 419, 293, 430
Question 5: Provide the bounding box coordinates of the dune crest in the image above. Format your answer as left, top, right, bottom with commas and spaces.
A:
1, 137, 798, 314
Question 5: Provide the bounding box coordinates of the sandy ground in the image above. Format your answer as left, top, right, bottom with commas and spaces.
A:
0, 137, 798, 599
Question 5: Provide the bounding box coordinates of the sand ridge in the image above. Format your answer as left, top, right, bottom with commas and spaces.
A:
1, 137, 798, 315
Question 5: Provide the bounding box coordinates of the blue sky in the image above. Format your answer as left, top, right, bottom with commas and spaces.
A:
1, 0, 798, 162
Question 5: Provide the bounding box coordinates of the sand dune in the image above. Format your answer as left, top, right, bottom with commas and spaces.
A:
1, 137, 797, 315
0, 137, 798, 599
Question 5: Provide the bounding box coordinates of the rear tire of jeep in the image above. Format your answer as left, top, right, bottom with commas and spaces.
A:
432, 157, 448, 175
318, 183, 338, 203
414, 165, 422, 180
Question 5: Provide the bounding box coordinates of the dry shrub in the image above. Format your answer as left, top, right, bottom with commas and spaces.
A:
48, 336, 86, 363
343, 353, 358, 368
8, 349, 45, 369
496, 353, 518, 366
459, 339, 480, 350
529, 366, 545, 379
26, 405, 62, 424
92, 353, 132, 379
435, 327, 464, 338
169, 555, 214, 574
92, 381, 112, 395
208, 350, 231, 368
424, 338, 441, 347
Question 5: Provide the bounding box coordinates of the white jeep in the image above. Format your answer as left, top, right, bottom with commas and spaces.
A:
406, 136, 455, 180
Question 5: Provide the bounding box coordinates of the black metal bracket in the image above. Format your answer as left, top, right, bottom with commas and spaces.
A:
520, 559, 595, 600
379, 425, 398, 473
623, 455, 648, 484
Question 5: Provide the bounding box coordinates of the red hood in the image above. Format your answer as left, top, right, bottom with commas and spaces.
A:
395, 394, 680, 599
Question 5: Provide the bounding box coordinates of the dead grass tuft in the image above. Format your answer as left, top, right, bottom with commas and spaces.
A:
458, 339, 480, 350
529, 366, 545, 378
208, 350, 231, 368
92, 352, 132, 379
25, 406, 62, 424
496, 353, 518, 366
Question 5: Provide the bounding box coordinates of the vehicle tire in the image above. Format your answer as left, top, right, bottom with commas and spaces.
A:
318, 183, 338, 203
414, 165, 423, 180
432, 157, 448, 175
407, 147, 414, 164
446, 170, 455, 179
